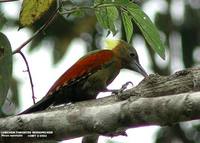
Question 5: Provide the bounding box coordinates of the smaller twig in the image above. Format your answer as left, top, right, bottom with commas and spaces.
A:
18, 51, 36, 104
12, 5, 61, 105
12, 6, 60, 55
0, 0, 18, 2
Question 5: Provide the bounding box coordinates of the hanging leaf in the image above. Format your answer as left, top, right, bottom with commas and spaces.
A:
94, 1, 165, 58
95, 0, 118, 35
106, 6, 118, 35
0, 32, 12, 107
126, 3, 165, 59
121, 11, 133, 43
95, 7, 109, 29
19, 0, 55, 27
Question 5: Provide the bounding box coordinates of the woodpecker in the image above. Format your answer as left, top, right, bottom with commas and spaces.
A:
19, 39, 148, 114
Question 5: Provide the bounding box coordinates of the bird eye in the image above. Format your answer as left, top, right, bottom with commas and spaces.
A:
130, 53, 136, 57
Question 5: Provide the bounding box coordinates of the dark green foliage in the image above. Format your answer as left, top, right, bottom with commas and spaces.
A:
0, 32, 12, 107
94, 0, 165, 59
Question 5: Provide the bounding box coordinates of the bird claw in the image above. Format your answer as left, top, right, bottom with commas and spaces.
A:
121, 81, 133, 91
106, 81, 134, 100
112, 81, 134, 100
112, 81, 133, 94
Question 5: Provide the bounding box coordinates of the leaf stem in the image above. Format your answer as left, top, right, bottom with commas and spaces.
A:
12, 6, 60, 54
61, 3, 120, 15
12, 5, 61, 104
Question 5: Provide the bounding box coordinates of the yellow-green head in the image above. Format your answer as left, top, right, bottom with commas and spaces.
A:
105, 39, 148, 77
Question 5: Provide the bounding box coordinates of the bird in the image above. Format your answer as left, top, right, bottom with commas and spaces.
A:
19, 39, 148, 115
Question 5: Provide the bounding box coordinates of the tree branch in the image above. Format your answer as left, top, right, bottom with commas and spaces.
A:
0, 0, 18, 2
1, 67, 200, 142
11, 6, 60, 104
12, 6, 59, 54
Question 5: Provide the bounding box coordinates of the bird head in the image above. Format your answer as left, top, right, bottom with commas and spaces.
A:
106, 39, 148, 77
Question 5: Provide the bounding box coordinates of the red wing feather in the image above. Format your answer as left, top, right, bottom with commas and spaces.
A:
46, 50, 114, 96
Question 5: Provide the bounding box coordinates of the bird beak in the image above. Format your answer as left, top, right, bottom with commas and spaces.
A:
134, 60, 148, 77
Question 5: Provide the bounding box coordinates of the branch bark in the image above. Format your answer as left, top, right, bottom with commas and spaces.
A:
1, 67, 200, 142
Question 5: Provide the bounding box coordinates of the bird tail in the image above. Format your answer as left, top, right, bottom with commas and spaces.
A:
18, 95, 55, 115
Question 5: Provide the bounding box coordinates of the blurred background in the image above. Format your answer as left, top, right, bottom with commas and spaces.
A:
0, 0, 200, 143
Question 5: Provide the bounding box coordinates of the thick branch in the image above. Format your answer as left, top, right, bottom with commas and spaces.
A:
0, 67, 200, 142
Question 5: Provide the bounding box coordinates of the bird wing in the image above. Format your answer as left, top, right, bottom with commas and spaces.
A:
46, 50, 114, 96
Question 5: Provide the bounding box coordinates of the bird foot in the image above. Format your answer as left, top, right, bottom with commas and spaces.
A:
105, 81, 133, 100
120, 81, 133, 92
111, 81, 133, 94
112, 81, 134, 100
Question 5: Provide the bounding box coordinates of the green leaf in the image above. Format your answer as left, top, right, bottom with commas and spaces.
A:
95, 6, 118, 35
126, 3, 165, 59
95, 0, 118, 35
19, 0, 55, 27
121, 11, 133, 43
94, 1, 165, 58
0, 32, 12, 106
115, 0, 129, 4
106, 6, 118, 35
95, 7, 109, 29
